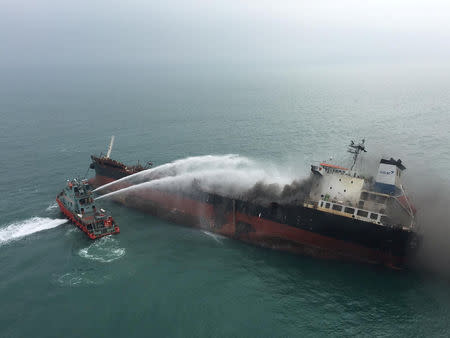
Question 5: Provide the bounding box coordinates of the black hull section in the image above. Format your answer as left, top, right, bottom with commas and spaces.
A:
232, 198, 416, 258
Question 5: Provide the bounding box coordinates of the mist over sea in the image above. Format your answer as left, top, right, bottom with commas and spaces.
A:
1, 65, 450, 337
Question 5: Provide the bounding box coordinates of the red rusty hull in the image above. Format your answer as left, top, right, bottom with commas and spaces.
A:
56, 197, 120, 239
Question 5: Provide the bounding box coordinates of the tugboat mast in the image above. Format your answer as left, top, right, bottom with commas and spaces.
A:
347, 139, 367, 170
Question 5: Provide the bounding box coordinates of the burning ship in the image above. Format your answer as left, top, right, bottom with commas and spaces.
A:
90, 138, 419, 268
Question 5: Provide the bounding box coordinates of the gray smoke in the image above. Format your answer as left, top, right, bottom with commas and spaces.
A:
358, 153, 450, 275
407, 177, 450, 276
242, 177, 314, 205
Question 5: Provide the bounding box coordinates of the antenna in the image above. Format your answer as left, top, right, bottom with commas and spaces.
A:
347, 138, 367, 170
106, 136, 115, 158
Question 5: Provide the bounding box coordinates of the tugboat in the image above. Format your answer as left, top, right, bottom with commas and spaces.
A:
56, 179, 120, 239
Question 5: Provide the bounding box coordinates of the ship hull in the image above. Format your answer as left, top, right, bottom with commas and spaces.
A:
119, 188, 414, 268
89, 174, 116, 188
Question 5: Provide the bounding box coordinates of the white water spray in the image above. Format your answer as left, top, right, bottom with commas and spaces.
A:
95, 154, 303, 201
95, 154, 255, 193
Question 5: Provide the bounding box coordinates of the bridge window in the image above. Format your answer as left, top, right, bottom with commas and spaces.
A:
332, 204, 342, 211
357, 210, 368, 217
370, 213, 378, 220
325, 203, 330, 208
344, 207, 355, 214
358, 200, 364, 208
360, 192, 368, 200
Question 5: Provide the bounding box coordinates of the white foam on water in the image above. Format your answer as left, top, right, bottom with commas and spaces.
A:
45, 202, 58, 211
0, 217, 67, 246
202, 231, 226, 244
56, 272, 93, 286
78, 236, 126, 263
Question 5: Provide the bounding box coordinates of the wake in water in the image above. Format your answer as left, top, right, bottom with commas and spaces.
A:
95, 154, 309, 204
0, 217, 67, 245
78, 236, 126, 263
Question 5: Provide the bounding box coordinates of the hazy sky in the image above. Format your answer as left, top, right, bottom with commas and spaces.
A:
1, 0, 450, 68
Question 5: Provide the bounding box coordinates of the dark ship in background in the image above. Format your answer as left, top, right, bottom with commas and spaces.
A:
90, 137, 420, 269
89, 136, 152, 186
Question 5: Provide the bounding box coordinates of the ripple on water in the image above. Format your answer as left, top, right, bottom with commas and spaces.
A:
65, 227, 78, 236
78, 236, 126, 263
53, 271, 112, 287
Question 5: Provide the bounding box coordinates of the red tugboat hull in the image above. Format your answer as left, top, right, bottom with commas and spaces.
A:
56, 178, 120, 240
56, 198, 120, 239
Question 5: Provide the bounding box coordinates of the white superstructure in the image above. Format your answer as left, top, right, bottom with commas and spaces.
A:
306, 140, 415, 230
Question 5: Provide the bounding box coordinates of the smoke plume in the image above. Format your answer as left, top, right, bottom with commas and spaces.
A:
406, 176, 450, 276
242, 178, 314, 205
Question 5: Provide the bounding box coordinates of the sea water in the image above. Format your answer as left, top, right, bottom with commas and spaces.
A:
1, 65, 450, 337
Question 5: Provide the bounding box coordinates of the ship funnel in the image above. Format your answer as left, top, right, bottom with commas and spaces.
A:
374, 158, 406, 195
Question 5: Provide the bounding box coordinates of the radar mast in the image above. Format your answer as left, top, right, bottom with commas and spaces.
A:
347, 139, 367, 170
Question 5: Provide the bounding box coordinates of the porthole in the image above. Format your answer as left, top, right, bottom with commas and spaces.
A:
330, 187, 332, 189
344, 189, 346, 192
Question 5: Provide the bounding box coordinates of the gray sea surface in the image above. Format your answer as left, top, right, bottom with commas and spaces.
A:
1, 65, 450, 337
